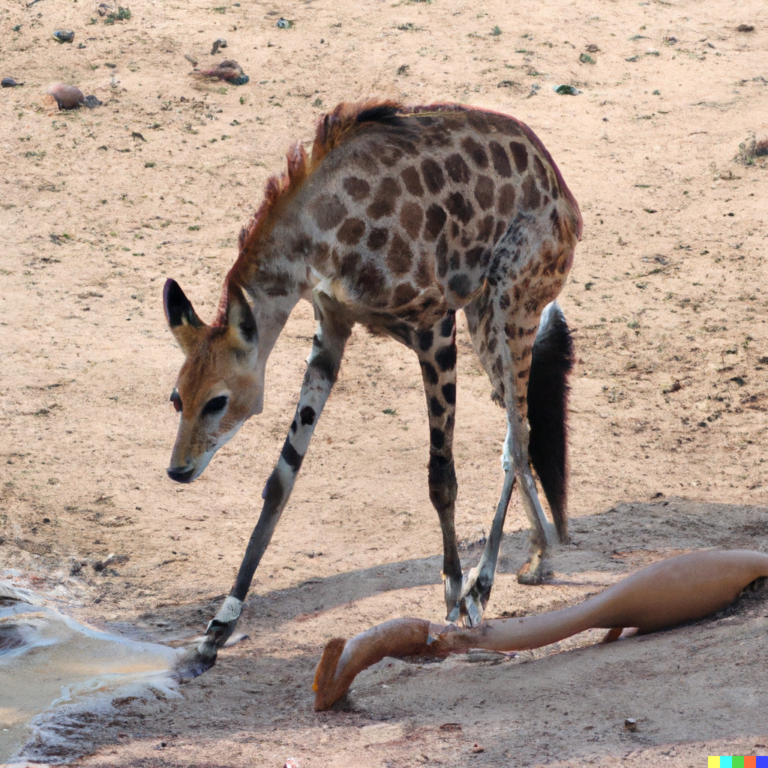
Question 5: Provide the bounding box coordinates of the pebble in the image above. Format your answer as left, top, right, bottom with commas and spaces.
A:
47, 83, 84, 110
276, 17, 292, 28
2, 77, 22, 88
184, 53, 198, 67
52, 29, 75, 43
210, 37, 227, 55
197, 59, 249, 85
624, 718, 638, 732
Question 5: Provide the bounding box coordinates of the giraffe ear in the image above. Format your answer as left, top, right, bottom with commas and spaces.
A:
163, 279, 206, 356
225, 282, 258, 349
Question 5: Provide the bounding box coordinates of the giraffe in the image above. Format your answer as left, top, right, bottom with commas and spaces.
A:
163, 100, 582, 671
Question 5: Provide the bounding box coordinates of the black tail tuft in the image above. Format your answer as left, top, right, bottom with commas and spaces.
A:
527, 302, 574, 543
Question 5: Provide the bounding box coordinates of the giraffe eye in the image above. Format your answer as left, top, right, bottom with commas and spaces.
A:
170, 389, 182, 413
202, 395, 228, 417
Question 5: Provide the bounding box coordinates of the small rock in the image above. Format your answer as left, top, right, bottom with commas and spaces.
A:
276, 17, 293, 29
585, 43, 599, 52
52, 30, 75, 43
97, 2, 114, 16
47, 83, 85, 110
624, 718, 638, 732
184, 53, 198, 67
195, 59, 249, 85
737, 24, 755, 33
471, 743, 485, 753
211, 37, 227, 55
2, 77, 22, 88
93, 553, 129, 572
579, 52, 595, 64
553, 84, 581, 95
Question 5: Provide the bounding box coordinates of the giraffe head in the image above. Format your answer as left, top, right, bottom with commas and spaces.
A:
163, 278, 263, 482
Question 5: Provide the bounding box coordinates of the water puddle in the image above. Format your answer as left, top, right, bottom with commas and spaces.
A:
0, 582, 181, 765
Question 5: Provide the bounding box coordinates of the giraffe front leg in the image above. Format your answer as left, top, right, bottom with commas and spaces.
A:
416, 314, 463, 623
175, 306, 352, 679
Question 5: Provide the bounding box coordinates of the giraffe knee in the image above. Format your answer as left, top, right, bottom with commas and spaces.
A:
428, 454, 457, 512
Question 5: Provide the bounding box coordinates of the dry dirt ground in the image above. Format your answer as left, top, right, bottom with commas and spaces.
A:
1, 0, 768, 764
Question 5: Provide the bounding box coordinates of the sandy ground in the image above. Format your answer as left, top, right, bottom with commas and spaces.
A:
1, 0, 767, 764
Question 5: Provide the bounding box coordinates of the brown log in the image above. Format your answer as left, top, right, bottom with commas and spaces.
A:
313, 550, 768, 710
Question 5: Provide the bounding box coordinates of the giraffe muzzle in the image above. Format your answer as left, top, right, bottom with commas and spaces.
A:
166, 466, 196, 483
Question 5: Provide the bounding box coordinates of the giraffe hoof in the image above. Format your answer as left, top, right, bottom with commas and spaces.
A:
516, 568, 543, 585
171, 640, 218, 683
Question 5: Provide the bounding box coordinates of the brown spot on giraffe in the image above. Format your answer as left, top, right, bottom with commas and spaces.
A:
393, 282, 419, 306
509, 141, 528, 173
476, 214, 495, 243
497, 184, 516, 217
343, 177, 371, 201
310, 193, 347, 230
386, 232, 414, 275
489, 141, 512, 178
421, 158, 445, 194
445, 153, 471, 184
445, 192, 474, 225
423, 203, 447, 241
367, 177, 401, 219
521, 175, 541, 210
337, 218, 366, 246
401, 166, 424, 196
533, 155, 550, 193
461, 136, 489, 169
400, 201, 424, 240
367, 227, 388, 250
474, 176, 495, 210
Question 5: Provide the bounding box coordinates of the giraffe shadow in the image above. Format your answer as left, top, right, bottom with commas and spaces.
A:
130, 498, 768, 643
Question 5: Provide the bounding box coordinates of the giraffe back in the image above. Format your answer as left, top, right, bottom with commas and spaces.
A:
267, 104, 582, 329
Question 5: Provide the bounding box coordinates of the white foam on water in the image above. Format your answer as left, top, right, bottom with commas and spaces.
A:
0, 583, 183, 765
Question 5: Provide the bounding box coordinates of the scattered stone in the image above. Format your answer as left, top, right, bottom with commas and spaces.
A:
585, 43, 599, 52
184, 53, 198, 67
97, 2, 114, 15
276, 17, 293, 28
663, 380, 682, 394
211, 37, 227, 55
579, 52, 595, 64
736, 136, 768, 165
553, 84, 581, 95
194, 59, 249, 85
93, 553, 129, 572
396, 64, 409, 75
52, 29, 75, 43
439, 722, 462, 732
663, 35, 678, 44
47, 83, 85, 110
624, 718, 638, 732
471, 743, 485, 753
2, 77, 22, 87
737, 24, 755, 33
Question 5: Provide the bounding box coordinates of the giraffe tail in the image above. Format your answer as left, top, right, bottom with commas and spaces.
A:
527, 301, 574, 543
